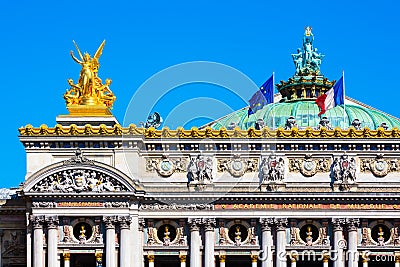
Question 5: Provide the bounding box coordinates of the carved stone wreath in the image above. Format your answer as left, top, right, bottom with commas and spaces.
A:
360, 155, 399, 177
31, 169, 128, 193
289, 155, 330, 177
146, 156, 188, 177
217, 155, 258, 177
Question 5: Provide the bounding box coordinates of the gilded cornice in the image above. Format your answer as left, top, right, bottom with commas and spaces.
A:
18, 124, 400, 139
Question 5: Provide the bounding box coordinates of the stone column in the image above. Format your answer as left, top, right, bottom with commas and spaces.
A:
251, 253, 259, 267
63, 252, 70, 267
362, 254, 368, 267
275, 218, 288, 267
179, 253, 187, 267
188, 218, 202, 267
32, 215, 45, 267
260, 218, 274, 267
118, 216, 131, 267
346, 218, 359, 267
26, 213, 32, 267
322, 253, 329, 267
103, 216, 117, 267
204, 218, 216, 267
395, 253, 400, 267
332, 218, 345, 267
95, 252, 103, 267
218, 254, 226, 267
290, 257, 296, 267
147, 253, 155, 267
46, 216, 59, 267
138, 218, 145, 267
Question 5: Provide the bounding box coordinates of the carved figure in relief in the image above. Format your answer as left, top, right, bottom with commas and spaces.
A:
260, 154, 285, 181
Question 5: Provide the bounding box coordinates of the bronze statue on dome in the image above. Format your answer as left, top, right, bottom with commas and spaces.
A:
64, 40, 116, 111
291, 26, 324, 76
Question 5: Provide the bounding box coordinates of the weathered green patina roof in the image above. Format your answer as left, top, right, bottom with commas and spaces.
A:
206, 98, 400, 130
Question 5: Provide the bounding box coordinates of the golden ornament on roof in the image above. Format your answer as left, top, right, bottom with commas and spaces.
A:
64, 40, 116, 116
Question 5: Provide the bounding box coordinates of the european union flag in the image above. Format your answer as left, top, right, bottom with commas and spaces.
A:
248, 75, 274, 116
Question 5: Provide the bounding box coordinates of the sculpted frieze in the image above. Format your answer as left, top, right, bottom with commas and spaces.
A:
217, 155, 258, 177
31, 169, 128, 193
360, 155, 399, 177
289, 155, 330, 177
146, 155, 188, 177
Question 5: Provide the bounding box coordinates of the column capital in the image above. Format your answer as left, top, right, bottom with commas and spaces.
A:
188, 218, 203, 232
179, 254, 187, 263
219, 254, 226, 263
63, 252, 70, 262
260, 217, 274, 231
45, 216, 59, 229
251, 254, 258, 263
274, 218, 288, 231
118, 215, 131, 229
203, 218, 216, 231
30, 215, 45, 229
332, 218, 346, 232
103, 215, 117, 229
95, 252, 102, 263
147, 253, 155, 263
345, 218, 360, 231
322, 253, 330, 263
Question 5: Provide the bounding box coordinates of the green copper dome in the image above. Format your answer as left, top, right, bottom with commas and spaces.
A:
207, 99, 400, 130
204, 28, 400, 131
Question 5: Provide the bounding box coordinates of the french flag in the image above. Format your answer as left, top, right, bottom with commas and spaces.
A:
316, 75, 345, 116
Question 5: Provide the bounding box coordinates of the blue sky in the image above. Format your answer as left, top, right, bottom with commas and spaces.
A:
1, 0, 399, 188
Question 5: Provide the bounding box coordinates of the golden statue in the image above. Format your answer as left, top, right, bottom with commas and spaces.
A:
64, 40, 116, 115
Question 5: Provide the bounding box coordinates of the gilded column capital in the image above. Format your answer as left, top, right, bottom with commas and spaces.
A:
118, 215, 131, 229
147, 253, 155, 263
322, 253, 330, 263
103, 215, 117, 229
260, 217, 274, 231
219, 254, 226, 263
45, 215, 59, 229
203, 218, 216, 231
63, 252, 70, 261
188, 218, 203, 232
179, 254, 187, 263
332, 218, 346, 232
345, 218, 360, 231
95, 252, 103, 263
274, 218, 288, 231
30, 215, 45, 229
251, 254, 258, 263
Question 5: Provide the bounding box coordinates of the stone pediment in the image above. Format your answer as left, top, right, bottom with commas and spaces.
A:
23, 151, 139, 195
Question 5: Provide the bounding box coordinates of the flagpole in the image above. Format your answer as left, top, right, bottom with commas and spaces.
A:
272, 71, 275, 130
342, 70, 346, 129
